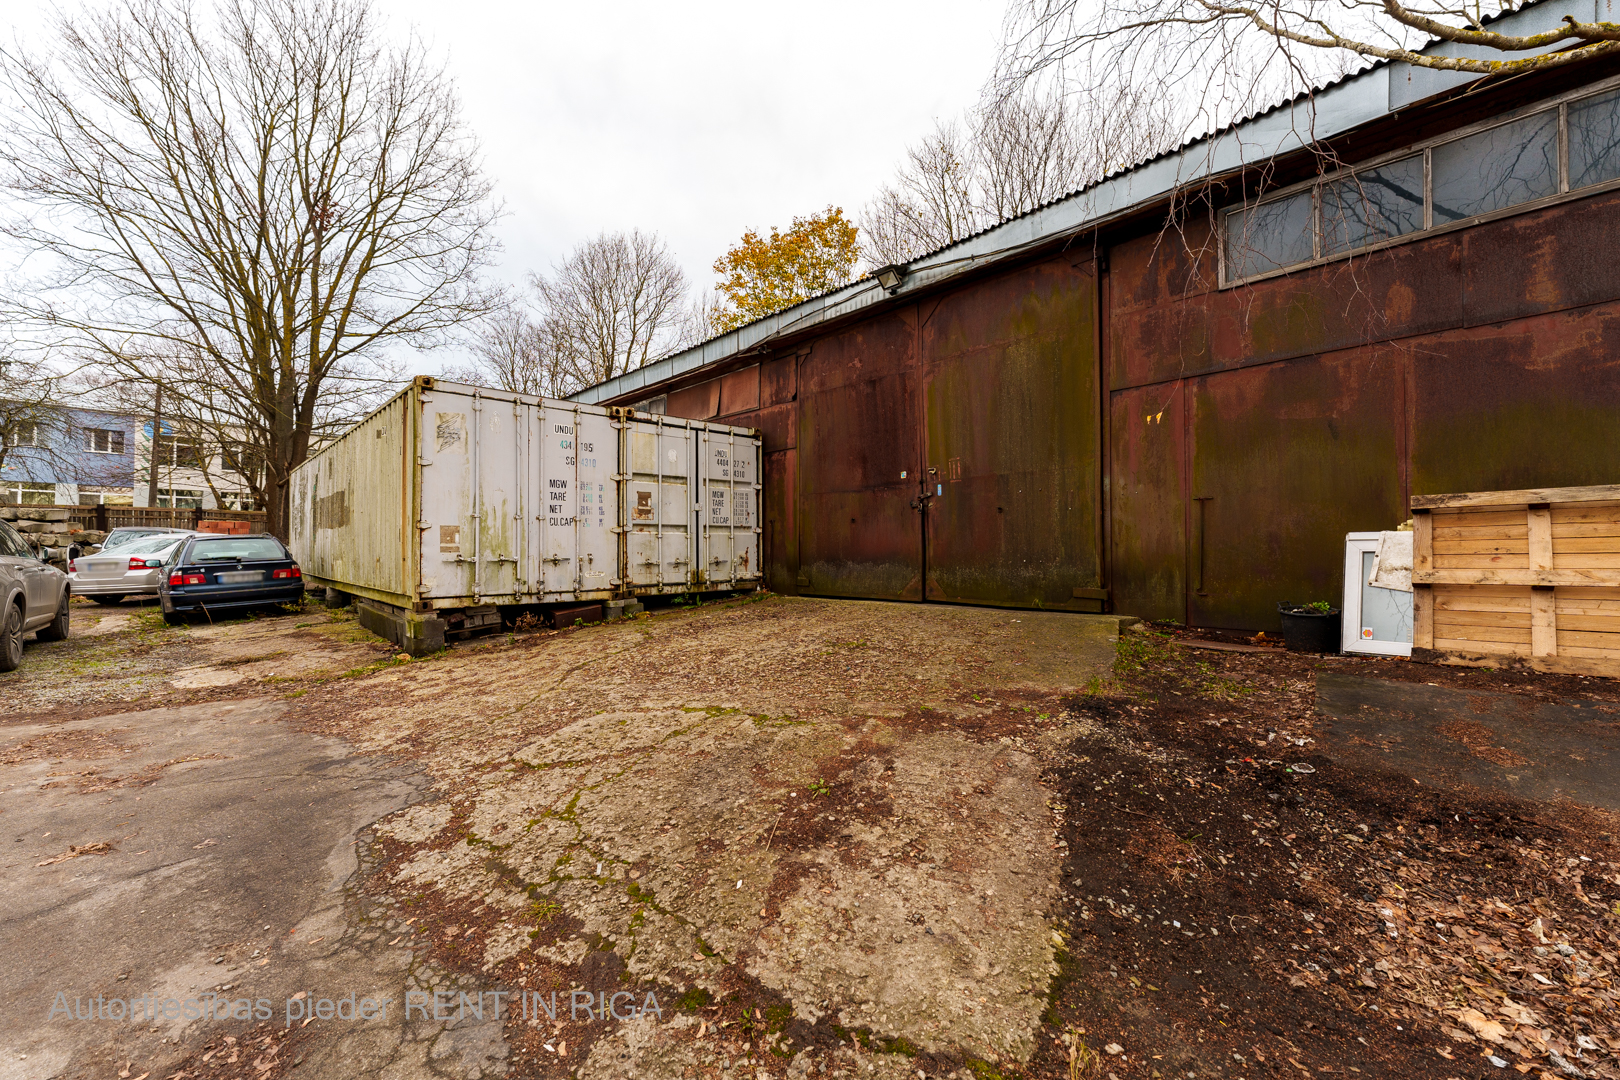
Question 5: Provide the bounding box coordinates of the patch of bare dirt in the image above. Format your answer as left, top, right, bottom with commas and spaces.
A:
1029, 627, 1620, 1080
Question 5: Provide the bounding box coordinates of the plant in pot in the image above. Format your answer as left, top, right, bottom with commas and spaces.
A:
1276, 601, 1341, 653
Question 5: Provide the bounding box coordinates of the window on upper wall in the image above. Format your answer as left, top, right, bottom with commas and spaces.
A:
153, 434, 204, 470
1223, 78, 1620, 285
1431, 110, 1559, 224
1320, 154, 1425, 255
4, 421, 46, 448
1226, 190, 1316, 279
1568, 85, 1620, 189
82, 428, 127, 454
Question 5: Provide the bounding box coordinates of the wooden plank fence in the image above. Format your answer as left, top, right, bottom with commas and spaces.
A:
1411, 484, 1620, 677
9, 504, 268, 534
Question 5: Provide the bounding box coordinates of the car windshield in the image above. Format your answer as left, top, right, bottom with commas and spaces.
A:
102, 530, 168, 551
117, 535, 186, 558
188, 537, 286, 562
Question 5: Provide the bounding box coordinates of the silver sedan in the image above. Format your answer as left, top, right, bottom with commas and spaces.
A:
68, 534, 189, 605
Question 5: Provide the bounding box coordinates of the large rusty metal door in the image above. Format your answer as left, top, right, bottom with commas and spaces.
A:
795, 314, 924, 600
1109, 381, 1187, 623
1187, 352, 1406, 629
919, 262, 1103, 608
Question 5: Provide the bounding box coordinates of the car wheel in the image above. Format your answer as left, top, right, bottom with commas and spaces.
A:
36, 591, 71, 642
0, 602, 22, 672
162, 611, 186, 626
90, 595, 123, 606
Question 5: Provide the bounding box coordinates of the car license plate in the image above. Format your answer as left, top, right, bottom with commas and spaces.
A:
216, 571, 264, 583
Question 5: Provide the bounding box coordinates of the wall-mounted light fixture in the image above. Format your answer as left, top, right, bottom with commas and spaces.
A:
872, 264, 907, 293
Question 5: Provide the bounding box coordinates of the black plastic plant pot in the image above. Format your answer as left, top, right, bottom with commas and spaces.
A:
1277, 603, 1342, 654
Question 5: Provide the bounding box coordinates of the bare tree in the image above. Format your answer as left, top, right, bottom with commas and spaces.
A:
860, 86, 1175, 265
444, 296, 579, 399
678, 289, 722, 351
0, 0, 500, 537
861, 124, 979, 265
532, 230, 689, 388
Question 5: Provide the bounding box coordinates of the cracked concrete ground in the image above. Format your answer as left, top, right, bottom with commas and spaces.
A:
1, 595, 1121, 1080
299, 596, 1121, 1078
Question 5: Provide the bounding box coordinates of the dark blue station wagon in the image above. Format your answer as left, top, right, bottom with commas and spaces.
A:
158, 534, 304, 624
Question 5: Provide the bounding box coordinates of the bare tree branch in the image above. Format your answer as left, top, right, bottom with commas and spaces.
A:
444, 293, 581, 399
0, 0, 501, 536
531, 230, 689, 388
860, 85, 1176, 265
997, 0, 1617, 144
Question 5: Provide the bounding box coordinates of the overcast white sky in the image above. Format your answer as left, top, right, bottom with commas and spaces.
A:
4, 0, 1007, 293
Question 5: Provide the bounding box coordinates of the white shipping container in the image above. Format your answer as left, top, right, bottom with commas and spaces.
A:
620, 417, 760, 592
290, 378, 761, 617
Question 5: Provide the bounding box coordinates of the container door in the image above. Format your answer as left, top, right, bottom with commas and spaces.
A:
622, 418, 694, 592
574, 410, 617, 597
539, 405, 577, 596
416, 387, 530, 604
697, 427, 761, 587
418, 390, 476, 601
473, 394, 523, 602
538, 405, 618, 600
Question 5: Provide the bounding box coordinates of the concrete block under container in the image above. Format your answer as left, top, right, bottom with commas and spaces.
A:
356, 599, 445, 657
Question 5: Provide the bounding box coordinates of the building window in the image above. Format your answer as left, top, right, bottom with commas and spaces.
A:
1431, 110, 1559, 225
217, 491, 260, 511
1567, 85, 1620, 189
219, 440, 264, 485
1226, 189, 1316, 279
152, 435, 204, 470
155, 488, 205, 509
0, 481, 58, 505
4, 421, 46, 448
78, 487, 135, 506
82, 428, 127, 454
1223, 78, 1620, 285
1320, 154, 1425, 255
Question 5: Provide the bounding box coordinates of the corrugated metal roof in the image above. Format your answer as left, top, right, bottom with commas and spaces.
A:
572, 0, 1592, 406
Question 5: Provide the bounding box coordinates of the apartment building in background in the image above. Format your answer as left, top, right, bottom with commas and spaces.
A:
0, 404, 137, 506
0, 403, 262, 511
133, 421, 263, 511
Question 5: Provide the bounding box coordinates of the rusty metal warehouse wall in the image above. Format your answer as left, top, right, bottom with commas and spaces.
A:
1108, 188, 1620, 629
657, 258, 1105, 612
615, 188, 1620, 631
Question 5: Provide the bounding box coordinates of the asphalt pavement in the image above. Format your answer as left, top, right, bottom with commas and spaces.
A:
0, 698, 507, 1080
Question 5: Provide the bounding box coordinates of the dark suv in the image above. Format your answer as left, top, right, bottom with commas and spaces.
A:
158, 534, 304, 625
0, 518, 70, 671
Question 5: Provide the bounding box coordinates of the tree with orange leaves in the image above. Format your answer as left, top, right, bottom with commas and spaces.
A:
709, 207, 860, 334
